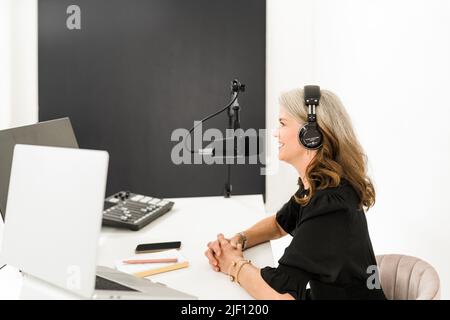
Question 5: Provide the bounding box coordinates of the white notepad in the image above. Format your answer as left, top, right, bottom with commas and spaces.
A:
115, 249, 189, 278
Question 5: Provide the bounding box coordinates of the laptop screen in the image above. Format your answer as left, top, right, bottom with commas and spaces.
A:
0, 118, 78, 220
1, 145, 108, 298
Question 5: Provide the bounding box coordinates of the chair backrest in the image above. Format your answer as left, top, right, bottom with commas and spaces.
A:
376, 254, 440, 300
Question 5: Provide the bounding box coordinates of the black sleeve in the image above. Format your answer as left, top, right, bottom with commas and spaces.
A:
260, 266, 311, 300
275, 194, 301, 236
263, 191, 350, 300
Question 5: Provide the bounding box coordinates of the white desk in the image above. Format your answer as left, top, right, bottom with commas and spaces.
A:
0, 194, 274, 299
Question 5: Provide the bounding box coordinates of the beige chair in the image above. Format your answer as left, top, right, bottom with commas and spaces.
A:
376, 254, 440, 300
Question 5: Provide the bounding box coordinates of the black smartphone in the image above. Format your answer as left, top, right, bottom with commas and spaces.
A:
135, 241, 181, 254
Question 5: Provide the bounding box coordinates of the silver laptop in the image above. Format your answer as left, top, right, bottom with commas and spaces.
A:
0, 144, 196, 299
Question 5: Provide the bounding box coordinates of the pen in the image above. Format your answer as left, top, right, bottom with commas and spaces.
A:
123, 258, 178, 264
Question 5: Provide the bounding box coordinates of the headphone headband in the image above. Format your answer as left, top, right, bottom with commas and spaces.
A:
304, 85, 321, 107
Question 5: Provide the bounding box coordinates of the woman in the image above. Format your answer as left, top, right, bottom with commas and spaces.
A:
204, 86, 386, 300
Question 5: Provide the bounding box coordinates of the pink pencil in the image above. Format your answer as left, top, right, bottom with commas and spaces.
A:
123, 258, 178, 264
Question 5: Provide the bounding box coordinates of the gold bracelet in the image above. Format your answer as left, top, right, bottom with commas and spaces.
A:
235, 259, 251, 285
228, 258, 247, 282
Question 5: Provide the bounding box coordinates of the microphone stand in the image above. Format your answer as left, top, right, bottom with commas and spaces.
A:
224, 80, 245, 198
185, 78, 245, 198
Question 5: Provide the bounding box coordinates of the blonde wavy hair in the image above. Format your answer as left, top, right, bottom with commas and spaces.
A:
279, 88, 375, 211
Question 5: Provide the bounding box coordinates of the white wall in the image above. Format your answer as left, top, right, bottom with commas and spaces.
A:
0, 0, 12, 130
10, 0, 38, 127
0, 0, 38, 130
267, 0, 450, 298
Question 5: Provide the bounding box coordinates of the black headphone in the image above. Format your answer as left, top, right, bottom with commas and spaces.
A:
298, 85, 323, 149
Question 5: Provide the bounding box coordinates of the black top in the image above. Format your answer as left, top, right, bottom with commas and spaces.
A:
261, 179, 386, 300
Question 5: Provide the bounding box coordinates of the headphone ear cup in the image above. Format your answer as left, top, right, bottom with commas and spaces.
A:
299, 123, 323, 149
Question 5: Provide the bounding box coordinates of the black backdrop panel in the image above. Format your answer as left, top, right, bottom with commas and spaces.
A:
39, 0, 266, 198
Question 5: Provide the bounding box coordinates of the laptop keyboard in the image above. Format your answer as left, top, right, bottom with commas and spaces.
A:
95, 275, 138, 292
